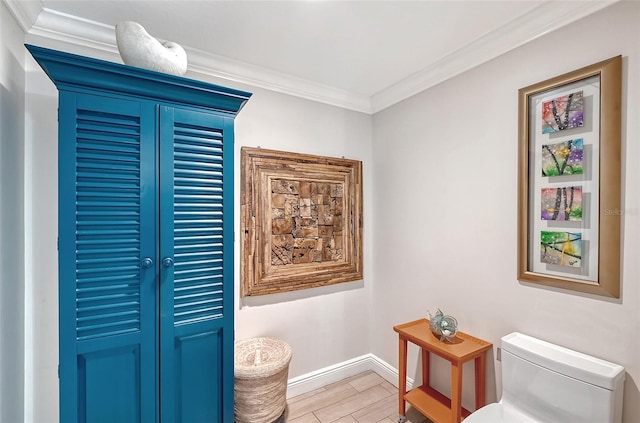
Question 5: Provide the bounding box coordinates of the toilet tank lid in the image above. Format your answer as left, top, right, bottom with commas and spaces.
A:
502, 332, 625, 390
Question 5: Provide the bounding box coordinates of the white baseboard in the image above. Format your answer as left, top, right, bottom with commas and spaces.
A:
286, 353, 414, 398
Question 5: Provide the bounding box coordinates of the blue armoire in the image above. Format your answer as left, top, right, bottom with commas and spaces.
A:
27, 44, 251, 423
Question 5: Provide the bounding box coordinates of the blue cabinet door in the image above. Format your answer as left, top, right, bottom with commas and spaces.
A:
59, 97, 234, 423
58, 92, 158, 423
158, 107, 235, 422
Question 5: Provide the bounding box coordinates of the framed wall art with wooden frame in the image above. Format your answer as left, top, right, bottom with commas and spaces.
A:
241, 147, 363, 296
517, 56, 622, 297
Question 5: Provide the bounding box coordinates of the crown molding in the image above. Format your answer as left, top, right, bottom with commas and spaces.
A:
21, 7, 373, 113
13, 1, 617, 114
186, 47, 372, 113
28, 8, 119, 54
371, 0, 619, 113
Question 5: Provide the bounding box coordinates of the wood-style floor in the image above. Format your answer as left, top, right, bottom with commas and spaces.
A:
284, 371, 430, 423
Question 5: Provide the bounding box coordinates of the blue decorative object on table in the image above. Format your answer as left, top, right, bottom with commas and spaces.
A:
428, 309, 458, 342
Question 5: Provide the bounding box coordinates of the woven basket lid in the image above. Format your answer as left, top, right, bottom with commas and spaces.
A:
234, 337, 292, 379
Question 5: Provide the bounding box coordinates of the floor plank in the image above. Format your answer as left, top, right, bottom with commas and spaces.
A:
286, 379, 359, 421
284, 371, 431, 423
314, 385, 390, 422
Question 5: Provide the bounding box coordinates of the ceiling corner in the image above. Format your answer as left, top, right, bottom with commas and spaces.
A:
4, 0, 42, 32
371, 0, 620, 113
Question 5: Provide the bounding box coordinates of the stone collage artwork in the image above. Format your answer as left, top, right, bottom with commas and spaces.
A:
270, 179, 344, 266
540, 90, 585, 268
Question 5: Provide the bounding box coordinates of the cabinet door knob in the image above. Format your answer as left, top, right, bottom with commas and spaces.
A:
141, 257, 154, 269
162, 257, 174, 268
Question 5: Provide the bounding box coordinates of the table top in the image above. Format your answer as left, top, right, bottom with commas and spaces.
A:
394, 318, 492, 362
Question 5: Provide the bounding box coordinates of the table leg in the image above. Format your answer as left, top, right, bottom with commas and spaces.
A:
451, 362, 463, 423
398, 337, 407, 419
474, 354, 487, 409
421, 348, 430, 388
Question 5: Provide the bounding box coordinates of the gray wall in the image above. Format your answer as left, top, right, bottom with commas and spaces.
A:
371, 2, 640, 421
0, 2, 25, 422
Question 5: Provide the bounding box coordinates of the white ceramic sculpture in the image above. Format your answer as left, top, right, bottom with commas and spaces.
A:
115, 21, 187, 76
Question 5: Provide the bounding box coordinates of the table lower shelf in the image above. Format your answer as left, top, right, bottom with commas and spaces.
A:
403, 385, 471, 423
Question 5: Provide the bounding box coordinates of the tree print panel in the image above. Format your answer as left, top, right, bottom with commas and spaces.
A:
541, 186, 582, 221
541, 139, 583, 176
540, 231, 582, 268
541, 90, 583, 134
241, 147, 363, 296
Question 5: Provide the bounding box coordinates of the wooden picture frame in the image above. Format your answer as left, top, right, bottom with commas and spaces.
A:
241, 147, 363, 296
517, 56, 622, 297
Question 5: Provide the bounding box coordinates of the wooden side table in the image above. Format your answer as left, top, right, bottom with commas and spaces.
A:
393, 319, 492, 423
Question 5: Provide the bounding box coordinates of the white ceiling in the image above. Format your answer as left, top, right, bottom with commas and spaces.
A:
8, 0, 617, 113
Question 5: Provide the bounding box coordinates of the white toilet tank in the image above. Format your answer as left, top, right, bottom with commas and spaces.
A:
499, 332, 625, 423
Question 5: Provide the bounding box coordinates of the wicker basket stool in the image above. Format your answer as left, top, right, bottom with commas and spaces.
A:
234, 337, 292, 423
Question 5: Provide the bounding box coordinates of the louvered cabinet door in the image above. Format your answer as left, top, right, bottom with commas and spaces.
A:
58, 92, 158, 423
158, 106, 235, 422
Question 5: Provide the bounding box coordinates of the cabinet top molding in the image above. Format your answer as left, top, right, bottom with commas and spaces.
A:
26, 44, 252, 115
